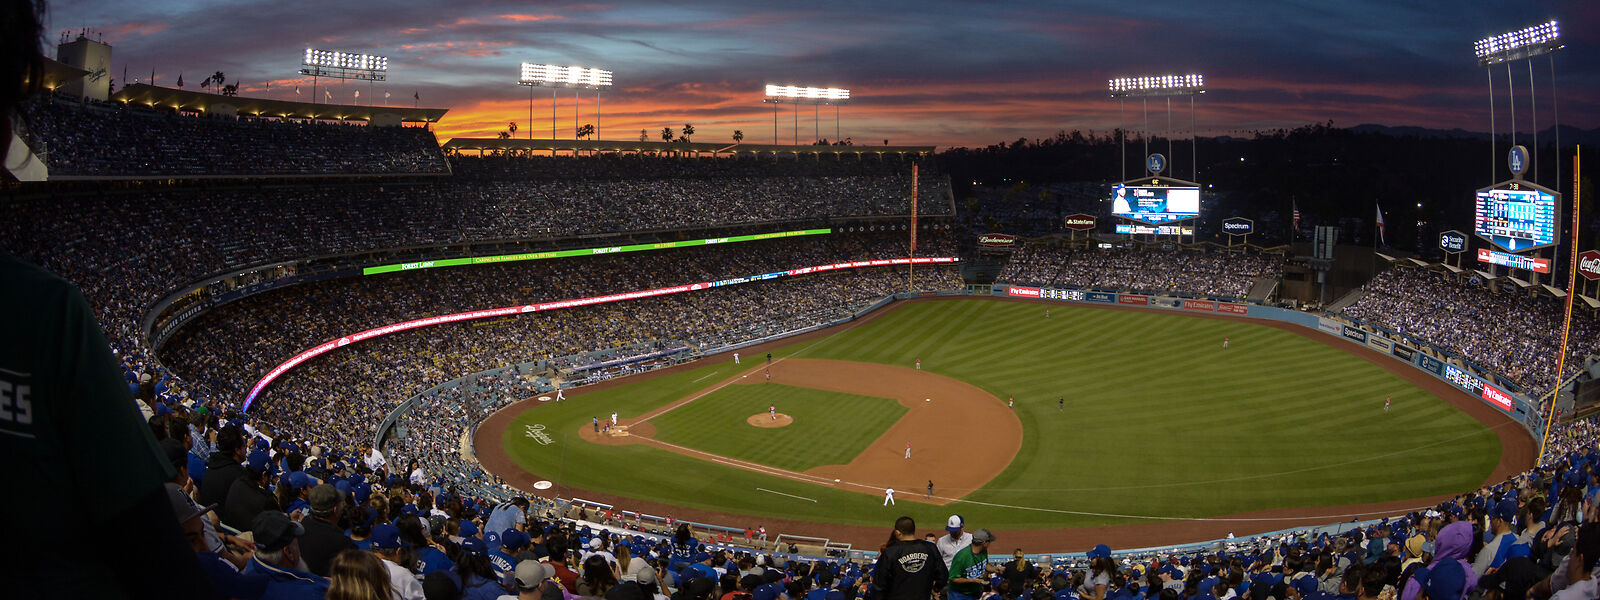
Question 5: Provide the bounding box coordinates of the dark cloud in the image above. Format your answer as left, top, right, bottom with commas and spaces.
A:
47, 0, 1600, 147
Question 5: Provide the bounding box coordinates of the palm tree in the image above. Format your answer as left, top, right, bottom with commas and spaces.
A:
508, 122, 518, 137
638, 129, 648, 143
577, 124, 595, 140
660, 127, 674, 143
732, 130, 743, 144
681, 123, 695, 142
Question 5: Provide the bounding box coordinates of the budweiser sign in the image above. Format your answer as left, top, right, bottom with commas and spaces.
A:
1580, 250, 1600, 281
1063, 214, 1096, 231
978, 234, 1016, 247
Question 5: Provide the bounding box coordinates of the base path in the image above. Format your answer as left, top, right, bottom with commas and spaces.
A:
580, 358, 1021, 505
475, 297, 1535, 550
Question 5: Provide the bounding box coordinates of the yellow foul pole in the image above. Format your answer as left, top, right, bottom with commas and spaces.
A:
1538, 145, 1581, 463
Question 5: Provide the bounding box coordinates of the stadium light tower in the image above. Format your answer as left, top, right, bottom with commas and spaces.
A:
301, 48, 388, 106
1474, 20, 1563, 187
764, 85, 850, 145
1108, 74, 1204, 183
519, 63, 613, 142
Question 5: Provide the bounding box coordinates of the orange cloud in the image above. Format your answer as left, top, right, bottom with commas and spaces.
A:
498, 14, 564, 22
100, 21, 169, 40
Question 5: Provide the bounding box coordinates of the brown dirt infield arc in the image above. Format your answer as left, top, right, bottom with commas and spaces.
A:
475, 297, 1535, 550
578, 359, 1021, 507
747, 413, 793, 427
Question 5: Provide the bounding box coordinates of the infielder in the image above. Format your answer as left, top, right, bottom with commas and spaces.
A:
734, 352, 740, 364
1223, 337, 1230, 348
915, 358, 921, 370
1008, 396, 1013, 408
883, 488, 896, 506
904, 442, 911, 459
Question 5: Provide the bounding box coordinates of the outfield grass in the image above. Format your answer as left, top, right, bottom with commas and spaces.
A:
650, 383, 907, 471
501, 298, 1502, 529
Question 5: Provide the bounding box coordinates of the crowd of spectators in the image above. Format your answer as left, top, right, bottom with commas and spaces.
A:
20, 97, 449, 175
999, 244, 1284, 299
1340, 268, 1600, 398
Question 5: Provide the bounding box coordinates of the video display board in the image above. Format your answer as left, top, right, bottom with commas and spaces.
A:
1112, 184, 1200, 224
1474, 184, 1557, 252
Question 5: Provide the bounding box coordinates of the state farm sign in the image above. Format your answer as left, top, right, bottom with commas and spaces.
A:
978, 234, 1016, 247
1063, 214, 1097, 231
1580, 250, 1600, 281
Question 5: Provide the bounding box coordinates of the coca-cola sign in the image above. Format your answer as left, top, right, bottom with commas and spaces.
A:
978, 234, 1016, 247
1580, 250, 1600, 281
1063, 214, 1096, 231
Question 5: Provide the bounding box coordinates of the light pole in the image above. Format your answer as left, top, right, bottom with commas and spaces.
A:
519, 63, 613, 147
764, 85, 851, 147
1108, 74, 1205, 182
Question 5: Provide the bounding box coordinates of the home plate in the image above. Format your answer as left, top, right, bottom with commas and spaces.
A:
925, 398, 931, 402
834, 479, 840, 482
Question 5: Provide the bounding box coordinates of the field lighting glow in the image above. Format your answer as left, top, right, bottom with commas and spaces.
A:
1108, 74, 1205, 94
765, 85, 850, 101
519, 63, 613, 88
1475, 21, 1561, 64
304, 48, 388, 71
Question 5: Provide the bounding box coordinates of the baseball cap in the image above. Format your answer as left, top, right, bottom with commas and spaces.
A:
516, 561, 557, 590
370, 524, 403, 550
246, 449, 272, 473
971, 528, 995, 544
1087, 544, 1112, 560
252, 511, 305, 553
1493, 498, 1518, 523
308, 484, 341, 514
461, 536, 488, 556
287, 471, 313, 490
164, 482, 215, 524
460, 520, 479, 537
947, 515, 965, 533
505, 530, 532, 551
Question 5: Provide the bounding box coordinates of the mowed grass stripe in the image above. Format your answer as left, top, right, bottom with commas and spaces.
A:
650, 383, 907, 472
502, 298, 1504, 529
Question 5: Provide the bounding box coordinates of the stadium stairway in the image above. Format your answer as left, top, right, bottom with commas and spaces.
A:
1326, 288, 1367, 313
1246, 277, 1279, 303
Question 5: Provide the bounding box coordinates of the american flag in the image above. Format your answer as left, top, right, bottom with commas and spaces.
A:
1292, 200, 1300, 233
1375, 204, 1386, 245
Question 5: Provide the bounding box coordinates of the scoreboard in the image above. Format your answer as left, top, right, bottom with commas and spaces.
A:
1112, 184, 1200, 224
1474, 184, 1556, 252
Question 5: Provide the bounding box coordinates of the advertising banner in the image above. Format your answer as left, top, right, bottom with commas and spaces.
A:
1317, 318, 1342, 335
1341, 325, 1368, 344
1216, 303, 1248, 315
1183, 300, 1216, 312
1118, 295, 1149, 306
1391, 345, 1417, 363
1366, 336, 1394, 353
1085, 292, 1117, 304
1006, 286, 1041, 298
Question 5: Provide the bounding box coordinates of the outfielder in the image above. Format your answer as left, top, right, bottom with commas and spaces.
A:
556, 387, 564, 402
734, 352, 740, 365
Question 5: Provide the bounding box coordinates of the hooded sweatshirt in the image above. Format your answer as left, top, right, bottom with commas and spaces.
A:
1401, 521, 1479, 600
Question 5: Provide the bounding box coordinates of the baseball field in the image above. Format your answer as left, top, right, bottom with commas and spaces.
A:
478, 297, 1530, 548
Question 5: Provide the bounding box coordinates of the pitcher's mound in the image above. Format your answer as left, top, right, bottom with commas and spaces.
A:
749, 413, 793, 428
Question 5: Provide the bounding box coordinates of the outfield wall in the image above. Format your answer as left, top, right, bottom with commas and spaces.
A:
993, 285, 1544, 439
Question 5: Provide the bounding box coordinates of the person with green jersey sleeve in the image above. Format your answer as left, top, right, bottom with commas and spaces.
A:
948, 528, 996, 600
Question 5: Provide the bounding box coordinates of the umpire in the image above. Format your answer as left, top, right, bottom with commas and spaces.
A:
873, 516, 948, 600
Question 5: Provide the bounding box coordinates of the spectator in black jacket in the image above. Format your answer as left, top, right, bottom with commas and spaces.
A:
874, 516, 947, 600
299, 484, 357, 576
222, 449, 277, 530
197, 425, 247, 507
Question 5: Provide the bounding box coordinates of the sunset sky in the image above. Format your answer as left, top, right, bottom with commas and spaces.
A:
47, 0, 1600, 148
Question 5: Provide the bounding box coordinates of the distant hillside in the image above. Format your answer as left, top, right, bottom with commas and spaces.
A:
1347, 123, 1600, 146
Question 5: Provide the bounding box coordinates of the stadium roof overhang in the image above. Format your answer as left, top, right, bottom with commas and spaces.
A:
1580, 295, 1600, 309
1542, 284, 1567, 298
110, 83, 449, 123
38, 58, 89, 91
441, 138, 935, 156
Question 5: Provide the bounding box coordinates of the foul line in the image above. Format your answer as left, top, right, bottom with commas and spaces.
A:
757, 488, 818, 503
633, 337, 832, 425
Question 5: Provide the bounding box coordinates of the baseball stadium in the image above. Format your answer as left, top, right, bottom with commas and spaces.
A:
4, 3, 1600, 599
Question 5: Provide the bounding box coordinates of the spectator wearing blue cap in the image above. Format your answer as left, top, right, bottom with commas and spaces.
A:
1417, 559, 1468, 600
1473, 499, 1520, 577
1081, 545, 1115, 600
492, 530, 530, 587
277, 471, 315, 518
244, 510, 330, 599
371, 523, 426, 600
454, 536, 506, 600
223, 449, 280, 530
